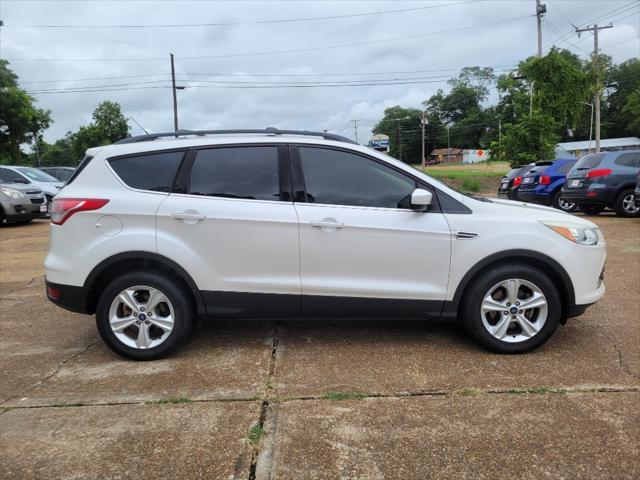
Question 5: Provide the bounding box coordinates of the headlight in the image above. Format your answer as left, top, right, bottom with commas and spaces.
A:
0, 187, 26, 199
542, 222, 599, 245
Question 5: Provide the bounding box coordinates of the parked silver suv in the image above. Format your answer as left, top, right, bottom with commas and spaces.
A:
0, 183, 47, 225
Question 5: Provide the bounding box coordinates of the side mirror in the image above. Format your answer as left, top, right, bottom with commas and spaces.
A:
410, 188, 433, 212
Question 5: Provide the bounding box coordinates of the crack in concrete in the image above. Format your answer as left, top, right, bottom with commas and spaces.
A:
574, 318, 640, 381
0, 339, 101, 407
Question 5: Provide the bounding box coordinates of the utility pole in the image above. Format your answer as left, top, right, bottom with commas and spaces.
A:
398, 126, 404, 162
420, 112, 427, 168
170, 53, 179, 132
350, 119, 359, 143
446, 125, 451, 165
536, 0, 546, 57
498, 118, 502, 159
576, 23, 613, 152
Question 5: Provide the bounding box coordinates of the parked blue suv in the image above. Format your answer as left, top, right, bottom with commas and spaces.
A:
516, 158, 577, 212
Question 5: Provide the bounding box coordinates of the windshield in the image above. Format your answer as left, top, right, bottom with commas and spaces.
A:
16, 167, 58, 182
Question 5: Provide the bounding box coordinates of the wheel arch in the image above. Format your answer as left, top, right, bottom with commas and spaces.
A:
444, 249, 575, 322
84, 251, 206, 315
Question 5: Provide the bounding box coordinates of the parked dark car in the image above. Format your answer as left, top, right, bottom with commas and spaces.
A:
497, 164, 535, 200
562, 150, 640, 217
634, 173, 640, 208
38, 166, 75, 182
517, 159, 577, 212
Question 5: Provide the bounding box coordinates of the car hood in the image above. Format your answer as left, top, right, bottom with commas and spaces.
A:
0, 182, 42, 193
479, 197, 598, 228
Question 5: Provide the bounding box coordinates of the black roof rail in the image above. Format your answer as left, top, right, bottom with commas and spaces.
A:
114, 127, 358, 145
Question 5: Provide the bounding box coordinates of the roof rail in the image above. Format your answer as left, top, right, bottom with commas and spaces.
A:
114, 127, 358, 145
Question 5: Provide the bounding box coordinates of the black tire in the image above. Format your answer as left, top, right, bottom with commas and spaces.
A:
460, 264, 562, 354
96, 270, 194, 360
579, 204, 604, 215
552, 191, 576, 212
613, 188, 640, 218
0, 206, 5, 225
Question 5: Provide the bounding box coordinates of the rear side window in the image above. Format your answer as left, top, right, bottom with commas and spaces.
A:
574, 153, 605, 170
556, 161, 576, 174
189, 146, 280, 201
109, 151, 184, 192
614, 152, 640, 168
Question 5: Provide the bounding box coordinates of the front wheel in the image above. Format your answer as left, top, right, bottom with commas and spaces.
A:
460, 264, 561, 354
96, 271, 194, 360
552, 191, 576, 212
613, 189, 640, 218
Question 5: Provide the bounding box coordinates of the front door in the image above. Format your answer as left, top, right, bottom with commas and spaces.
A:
292, 145, 451, 318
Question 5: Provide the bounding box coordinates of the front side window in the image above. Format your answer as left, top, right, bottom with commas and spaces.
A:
189, 146, 280, 201
0, 168, 28, 183
109, 151, 184, 192
299, 147, 415, 208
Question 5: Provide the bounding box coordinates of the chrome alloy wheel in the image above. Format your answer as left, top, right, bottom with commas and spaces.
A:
480, 278, 548, 343
558, 197, 576, 211
108, 285, 175, 349
622, 193, 639, 214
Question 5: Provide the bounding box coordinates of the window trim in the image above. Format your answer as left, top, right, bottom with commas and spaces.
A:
291, 144, 444, 213
105, 148, 188, 195
176, 143, 293, 203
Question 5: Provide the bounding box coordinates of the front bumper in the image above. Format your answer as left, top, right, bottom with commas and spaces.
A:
45, 279, 91, 314
2, 200, 45, 221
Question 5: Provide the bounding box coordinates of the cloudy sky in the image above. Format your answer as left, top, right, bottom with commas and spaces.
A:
1, 0, 638, 143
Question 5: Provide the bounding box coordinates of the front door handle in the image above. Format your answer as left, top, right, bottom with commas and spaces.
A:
171, 211, 206, 223
310, 219, 344, 230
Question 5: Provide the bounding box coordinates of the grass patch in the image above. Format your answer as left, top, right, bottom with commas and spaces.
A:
423, 169, 507, 179
456, 388, 482, 396
248, 424, 265, 444
149, 397, 193, 405
506, 387, 567, 395
320, 391, 366, 401
462, 178, 481, 192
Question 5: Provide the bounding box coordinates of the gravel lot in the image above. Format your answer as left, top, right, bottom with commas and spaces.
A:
1, 216, 638, 479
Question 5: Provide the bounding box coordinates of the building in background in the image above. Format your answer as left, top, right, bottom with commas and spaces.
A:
430, 148, 463, 164
369, 134, 390, 153
462, 148, 490, 164
557, 137, 640, 158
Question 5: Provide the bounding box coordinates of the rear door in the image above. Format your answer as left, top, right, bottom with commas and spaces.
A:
292, 145, 451, 318
156, 144, 300, 317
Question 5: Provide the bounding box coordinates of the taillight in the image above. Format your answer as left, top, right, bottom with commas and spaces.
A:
586, 168, 613, 179
513, 176, 522, 187
50, 198, 109, 225
540, 175, 551, 185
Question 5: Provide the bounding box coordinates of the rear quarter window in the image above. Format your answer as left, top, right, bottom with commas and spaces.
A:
614, 152, 640, 168
108, 151, 185, 192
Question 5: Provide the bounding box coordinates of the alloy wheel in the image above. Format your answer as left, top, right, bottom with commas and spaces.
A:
622, 194, 639, 214
480, 278, 548, 343
108, 285, 175, 349
558, 197, 576, 211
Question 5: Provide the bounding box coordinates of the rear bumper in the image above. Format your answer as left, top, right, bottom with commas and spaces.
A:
45, 279, 91, 314
561, 186, 617, 205
517, 189, 552, 205
497, 189, 518, 200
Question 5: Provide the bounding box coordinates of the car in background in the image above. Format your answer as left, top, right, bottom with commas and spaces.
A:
516, 159, 577, 212
562, 150, 640, 217
0, 183, 47, 225
0, 166, 64, 204
634, 173, 640, 208
38, 166, 75, 183
497, 164, 535, 200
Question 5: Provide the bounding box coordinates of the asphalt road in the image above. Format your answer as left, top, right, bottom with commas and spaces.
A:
1, 215, 638, 479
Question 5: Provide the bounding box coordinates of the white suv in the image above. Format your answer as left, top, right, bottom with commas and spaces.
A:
44, 129, 606, 360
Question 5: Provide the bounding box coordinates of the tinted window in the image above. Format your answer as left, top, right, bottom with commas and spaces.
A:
556, 161, 576, 174
58, 169, 75, 182
614, 152, 640, 168
300, 147, 415, 208
189, 147, 280, 201
574, 153, 605, 170
109, 151, 184, 192
0, 168, 27, 183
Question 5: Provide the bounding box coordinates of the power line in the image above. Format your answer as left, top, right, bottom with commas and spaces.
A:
8, 14, 531, 62
5, 0, 482, 28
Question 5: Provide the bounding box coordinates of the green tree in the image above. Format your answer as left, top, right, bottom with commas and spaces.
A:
493, 111, 559, 167
372, 106, 423, 162
602, 58, 640, 137
67, 101, 130, 159
0, 60, 52, 164
622, 88, 640, 136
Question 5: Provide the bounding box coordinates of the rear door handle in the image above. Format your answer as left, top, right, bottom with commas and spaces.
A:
171, 211, 206, 222
310, 219, 344, 229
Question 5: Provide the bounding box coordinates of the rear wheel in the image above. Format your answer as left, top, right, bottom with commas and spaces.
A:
96, 271, 193, 360
460, 264, 561, 354
613, 189, 640, 218
579, 204, 604, 215
552, 191, 576, 212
